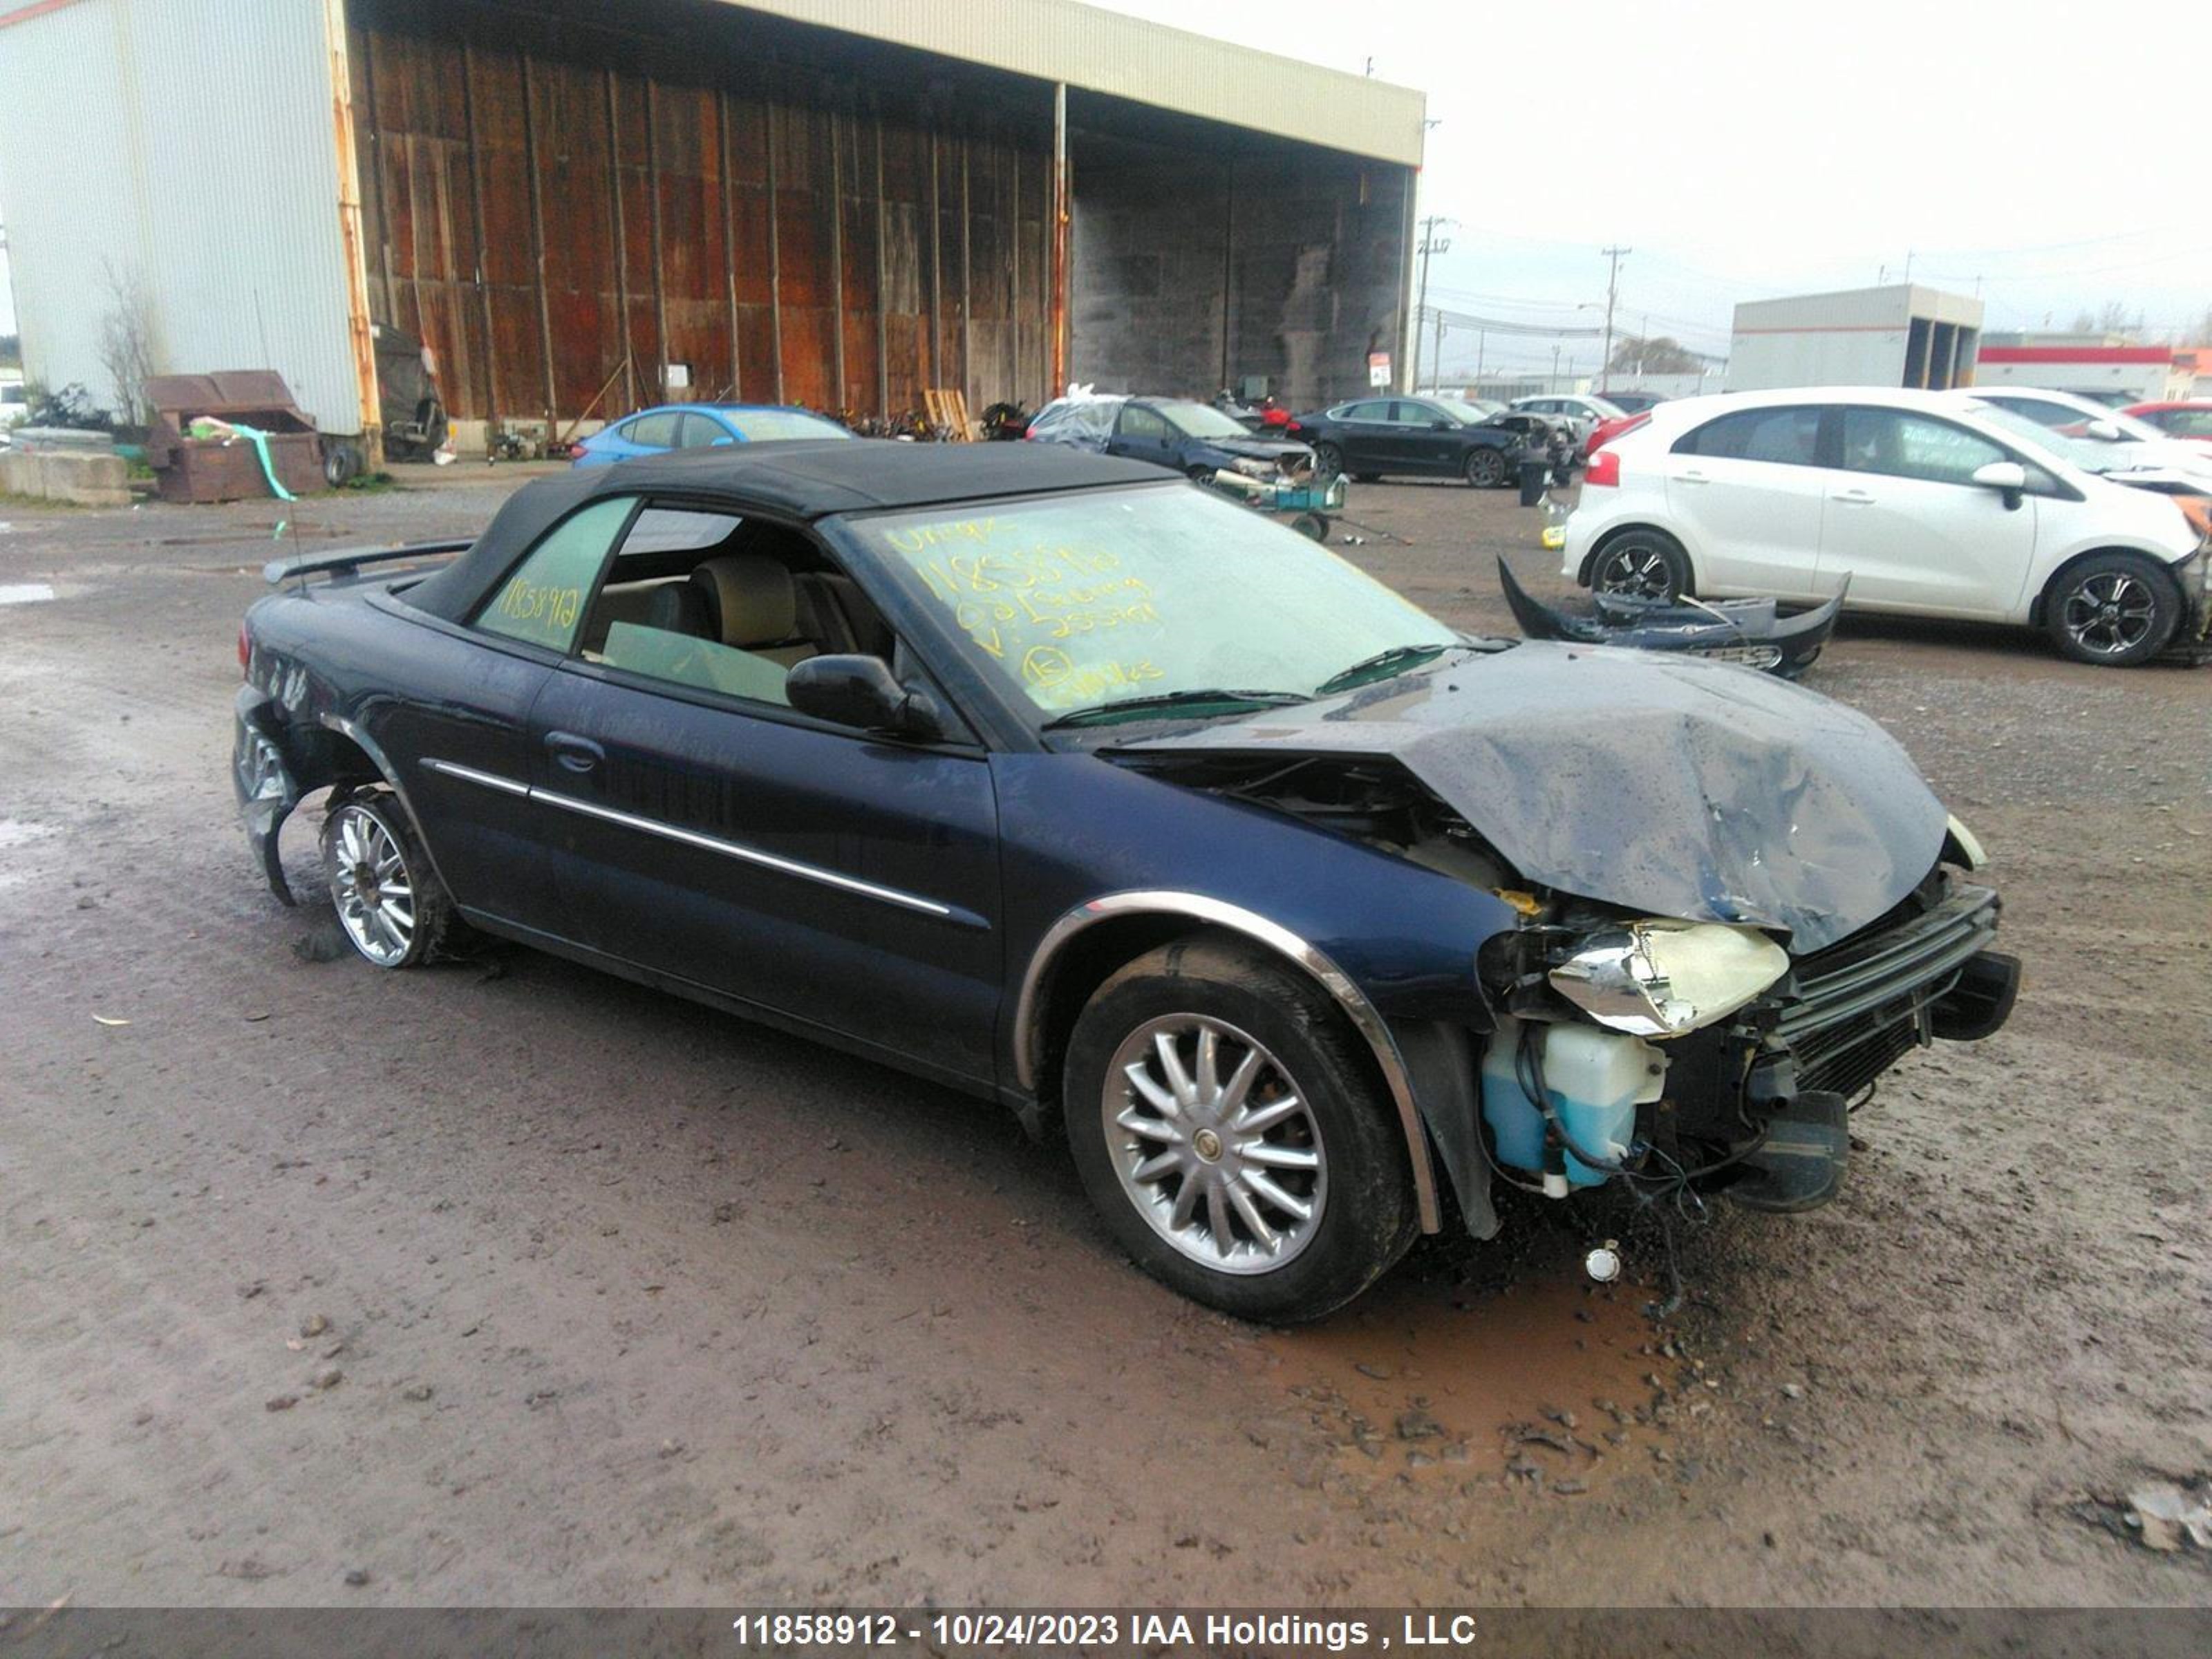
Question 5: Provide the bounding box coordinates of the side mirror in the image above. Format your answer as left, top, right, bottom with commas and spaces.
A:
2085, 418, 2122, 442
1971, 460, 2027, 509
786, 654, 946, 740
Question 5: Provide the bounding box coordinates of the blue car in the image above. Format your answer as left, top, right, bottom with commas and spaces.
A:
234, 440, 2014, 1322
570, 402, 852, 467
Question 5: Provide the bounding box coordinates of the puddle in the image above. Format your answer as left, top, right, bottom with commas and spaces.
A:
0, 583, 55, 605
1251, 1258, 1676, 1488
0, 817, 57, 890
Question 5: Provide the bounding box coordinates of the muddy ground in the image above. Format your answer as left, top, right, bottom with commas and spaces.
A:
0, 467, 2204, 1611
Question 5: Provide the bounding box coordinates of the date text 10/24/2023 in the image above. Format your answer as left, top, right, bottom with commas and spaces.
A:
728, 1612, 1498, 1651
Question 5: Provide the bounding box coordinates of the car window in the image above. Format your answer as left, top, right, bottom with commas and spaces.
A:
2156, 409, 2212, 438
581, 509, 876, 712
625, 412, 680, 448
1385, 402, 1438, 425
857, 483, 1457, 718
1994, 397, 2083, 431
1153, 400, 1249, 438
675, 412, 729, 448
1676, 406, 1821, 465
1117, 404, 1172, 441
1840, 409, 2007, 486
474, 496, 637, 653
722, 409, 852, 442
1339, 400, 1388, 421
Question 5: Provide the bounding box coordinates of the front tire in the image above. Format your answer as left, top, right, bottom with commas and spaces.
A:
1063, 936, 1418, 1324
321, 792, 451, 969
1590, 529, 1689, 601
1463, 447, 1507, 487
2044, 552, 2180, 666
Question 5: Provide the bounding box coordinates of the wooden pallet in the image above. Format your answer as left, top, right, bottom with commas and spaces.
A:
923, 387, 978, 442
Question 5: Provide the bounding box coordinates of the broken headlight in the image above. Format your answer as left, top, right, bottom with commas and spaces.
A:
1549, 919, 1789, 1039
1942, 812, 1988, 871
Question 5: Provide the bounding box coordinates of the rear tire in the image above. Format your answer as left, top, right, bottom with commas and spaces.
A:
321, 791, 451, 969
1311, 441, 1344, 479
1590, 529, 1690, 602
2043, 552, 2180, 666
1063, 935, 1418, 1324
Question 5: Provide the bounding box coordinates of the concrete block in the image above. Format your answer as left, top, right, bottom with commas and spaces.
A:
0, 447, 131, 507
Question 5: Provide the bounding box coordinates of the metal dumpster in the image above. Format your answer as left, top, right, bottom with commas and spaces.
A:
143, 372, 326, 504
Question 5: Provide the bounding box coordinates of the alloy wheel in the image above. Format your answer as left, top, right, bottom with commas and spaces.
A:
2060, 571, 2158, 659
328, 802, 418, 967
1595, 542, 1678, 601
1101, 1014, 1327, 1275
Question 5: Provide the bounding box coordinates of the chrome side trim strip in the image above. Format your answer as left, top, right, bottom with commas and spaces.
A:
420, 755, 958, 921
1013, 891, 1443, 1233
423, 758, 531, 798
530, 787, 955, 919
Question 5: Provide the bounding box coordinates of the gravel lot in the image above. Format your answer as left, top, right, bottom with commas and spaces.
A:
0, 465, 2205, 1611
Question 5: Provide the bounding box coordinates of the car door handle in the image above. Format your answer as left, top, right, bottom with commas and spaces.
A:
1833, 489, 1876, 506
544, 731, 605, 774
1677, 469, 1711, 485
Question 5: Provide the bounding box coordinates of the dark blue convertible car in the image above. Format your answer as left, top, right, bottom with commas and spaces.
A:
234, 441, 2016, 1321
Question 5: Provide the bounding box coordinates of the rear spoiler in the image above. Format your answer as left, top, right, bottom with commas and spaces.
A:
263, 539, 471, 586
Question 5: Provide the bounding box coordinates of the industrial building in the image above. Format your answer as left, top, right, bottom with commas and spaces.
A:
0, 0, 1423, 456
1727, 284, 1983, 393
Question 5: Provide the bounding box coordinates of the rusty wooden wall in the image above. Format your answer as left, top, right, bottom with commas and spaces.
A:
349, 10, 1051, 430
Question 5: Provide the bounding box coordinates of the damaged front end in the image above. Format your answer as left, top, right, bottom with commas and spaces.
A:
1115, 650, 2021, 1230
1473, 863, 2018, 1214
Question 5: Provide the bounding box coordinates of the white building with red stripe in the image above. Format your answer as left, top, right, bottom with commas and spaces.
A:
1969, 344, 2191, 405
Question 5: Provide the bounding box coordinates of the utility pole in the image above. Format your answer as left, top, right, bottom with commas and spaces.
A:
1551, 344, 1561, 391
1413, 216, 1452, 391
1597, 244, 1630, 391
1432, 309, 1445, 393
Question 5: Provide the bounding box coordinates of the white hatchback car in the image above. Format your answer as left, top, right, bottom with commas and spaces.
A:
1561, 387, 2211, 666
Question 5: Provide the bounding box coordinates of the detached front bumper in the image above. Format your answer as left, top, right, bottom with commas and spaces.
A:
233, 686, 302, 905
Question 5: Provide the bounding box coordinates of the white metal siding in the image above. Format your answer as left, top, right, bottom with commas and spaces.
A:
0, 0, 362, 432
714, 0, 1427, 167
1727, 329, 1908, 392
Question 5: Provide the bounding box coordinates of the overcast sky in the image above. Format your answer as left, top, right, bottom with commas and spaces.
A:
1093, 0, 2211, 378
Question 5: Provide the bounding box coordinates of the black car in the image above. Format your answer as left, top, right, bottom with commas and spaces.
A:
234, 440, 2016, 1322
1291, 395, 1524, 487
1024, 394, 1313, 482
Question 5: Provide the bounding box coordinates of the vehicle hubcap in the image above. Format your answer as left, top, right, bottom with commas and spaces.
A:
330, 805, 416, 967
1102, 1014, 1327, 1275
2062, 572, 2155, 657
1597, 545, 1673, 599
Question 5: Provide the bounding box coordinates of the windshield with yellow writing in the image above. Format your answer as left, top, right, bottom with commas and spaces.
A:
856, 484, 1458, 717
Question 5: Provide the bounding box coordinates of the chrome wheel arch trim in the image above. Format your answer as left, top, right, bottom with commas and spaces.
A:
1014, 890, 1442, 1232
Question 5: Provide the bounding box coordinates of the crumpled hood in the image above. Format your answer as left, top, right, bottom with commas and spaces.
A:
1126, 641, 1947, 953
1204, 435, 1313, 462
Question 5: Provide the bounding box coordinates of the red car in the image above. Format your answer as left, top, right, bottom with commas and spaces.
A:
2122, 400, 2212, 451
1585, 411, 1649, 454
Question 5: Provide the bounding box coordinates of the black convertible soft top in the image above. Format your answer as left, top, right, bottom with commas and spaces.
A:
407, 438, 1165, 622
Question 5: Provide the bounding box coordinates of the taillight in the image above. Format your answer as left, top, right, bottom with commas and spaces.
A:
1283, 419, 1303, 433
238, 624, 251, 675
1584, 449, 1621, 487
